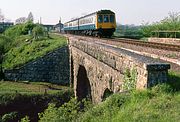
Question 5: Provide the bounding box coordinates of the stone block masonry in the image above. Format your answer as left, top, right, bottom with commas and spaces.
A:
4, 47, 69, 85
69, 36, 170, 103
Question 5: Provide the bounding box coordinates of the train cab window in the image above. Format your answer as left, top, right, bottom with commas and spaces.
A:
104, 15, 109, 23
110, 15, 115, 23
98, 15, 103, 23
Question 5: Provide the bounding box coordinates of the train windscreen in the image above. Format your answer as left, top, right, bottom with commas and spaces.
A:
98, 15, 103, 23
110, 15, 115, 23
103, 15, 109, 23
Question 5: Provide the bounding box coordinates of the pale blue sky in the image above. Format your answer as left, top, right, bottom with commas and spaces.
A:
0, 0, 180, 25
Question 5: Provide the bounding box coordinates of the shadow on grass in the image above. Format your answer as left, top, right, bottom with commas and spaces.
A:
167, 72, 180, 92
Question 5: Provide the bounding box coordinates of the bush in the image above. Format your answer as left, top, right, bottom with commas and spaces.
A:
22, 21, 36, 35
4, 21, 36, 39
4, 24, 24, 39
0, 35, 12, 53
32, 24, 46, 40
1, 112, 18, 122
39, 98, 93, 122
20, 116, 30, 122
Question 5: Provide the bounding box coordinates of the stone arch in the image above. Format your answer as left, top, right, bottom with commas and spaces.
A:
102, 88, 113, 101
76, 65, 92, 101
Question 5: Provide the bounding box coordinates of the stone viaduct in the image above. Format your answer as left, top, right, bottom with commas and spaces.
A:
68, 36, 170, 103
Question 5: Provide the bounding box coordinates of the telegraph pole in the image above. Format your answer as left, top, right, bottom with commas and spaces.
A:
59, 17, 61, 33
40, 17, 42, 24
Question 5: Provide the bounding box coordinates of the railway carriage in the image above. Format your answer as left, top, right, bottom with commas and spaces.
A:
64, 10, 116, 37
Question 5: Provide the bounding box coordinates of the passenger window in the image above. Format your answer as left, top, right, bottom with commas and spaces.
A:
98, 15, 103, 23
110, 15, 115, 23
104, 15, 109, 23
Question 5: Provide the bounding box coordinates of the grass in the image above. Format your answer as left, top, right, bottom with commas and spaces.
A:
2, 34, 67, 70
79, 86, 180, 122
79, 71, 180, 122
0, 81, 70, 95
39, 71, 180, 122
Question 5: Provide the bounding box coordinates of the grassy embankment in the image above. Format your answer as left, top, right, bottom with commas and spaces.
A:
1, 34, 67, 70
39, 72, 180, 122
78, 72, 180, 122
0, 21, 67, 70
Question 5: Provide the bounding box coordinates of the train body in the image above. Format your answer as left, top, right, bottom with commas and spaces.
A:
64, 10, 116, 37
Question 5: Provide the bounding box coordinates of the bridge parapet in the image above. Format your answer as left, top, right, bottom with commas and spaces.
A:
69, 36, 170, 103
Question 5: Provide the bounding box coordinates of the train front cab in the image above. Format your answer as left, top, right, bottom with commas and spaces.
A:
96, 13, 116, 37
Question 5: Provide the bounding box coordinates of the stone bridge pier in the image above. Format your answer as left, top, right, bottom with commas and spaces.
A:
68, 36, 170, 103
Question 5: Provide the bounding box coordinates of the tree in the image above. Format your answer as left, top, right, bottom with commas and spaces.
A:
27, 12, 34, 22
0, 9, 5, 22
32, 24, 45, 40
15, 17, 26, 24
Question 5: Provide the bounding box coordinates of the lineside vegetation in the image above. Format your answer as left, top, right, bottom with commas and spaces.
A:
141, 12, 180, 38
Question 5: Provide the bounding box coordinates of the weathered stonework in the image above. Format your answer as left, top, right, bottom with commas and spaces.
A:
69, 36, 170, 103
4, 47, 69, 84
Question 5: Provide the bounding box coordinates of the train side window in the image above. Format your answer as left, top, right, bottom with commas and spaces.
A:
98, 15, 103, 23
104, 15, 109, 23
110, 15, 115, 23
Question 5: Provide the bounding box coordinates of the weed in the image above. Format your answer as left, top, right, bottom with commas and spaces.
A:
123, 68, 137, 91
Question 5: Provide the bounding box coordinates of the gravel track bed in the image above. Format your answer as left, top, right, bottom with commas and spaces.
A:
100, 39, 180, 73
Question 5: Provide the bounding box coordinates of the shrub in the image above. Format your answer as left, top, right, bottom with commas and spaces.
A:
39, 97, 93, 122
22, 21, 36, 35
32, 24, 45, 40
4, 21, 36, 39
20, 116, 30, 122
1, 112, 18, 122
123, 68, 137, 91
4, 24, 24, 39
0, 34, 12, 53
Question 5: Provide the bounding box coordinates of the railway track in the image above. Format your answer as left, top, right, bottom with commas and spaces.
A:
101, 37, 180, 52
63, 34, 180, 52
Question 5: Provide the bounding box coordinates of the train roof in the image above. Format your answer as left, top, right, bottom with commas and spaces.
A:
64, 10, 115, 24
97, 10, 115, 14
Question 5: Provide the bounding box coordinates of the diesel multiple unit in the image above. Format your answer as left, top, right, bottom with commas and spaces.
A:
64, 10, 116, 37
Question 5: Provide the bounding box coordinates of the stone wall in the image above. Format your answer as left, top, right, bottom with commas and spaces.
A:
4, 47, 69, 85
69, 36, 170, 103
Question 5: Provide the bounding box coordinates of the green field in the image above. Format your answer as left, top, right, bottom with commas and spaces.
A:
0, 81, 70, 95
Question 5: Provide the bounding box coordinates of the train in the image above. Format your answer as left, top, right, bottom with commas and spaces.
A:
63, 10, 116, 37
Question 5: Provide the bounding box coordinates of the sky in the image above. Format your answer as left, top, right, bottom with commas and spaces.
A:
0, 0, 180, 25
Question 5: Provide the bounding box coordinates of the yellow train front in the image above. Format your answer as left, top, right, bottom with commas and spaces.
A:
64, 10, 116, 37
